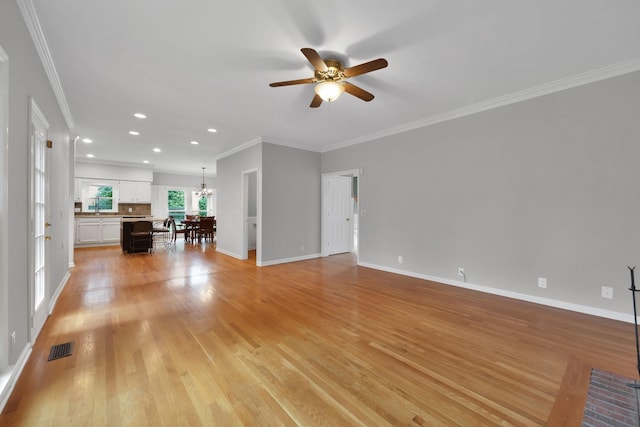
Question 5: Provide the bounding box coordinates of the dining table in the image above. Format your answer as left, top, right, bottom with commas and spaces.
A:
181, 219, 200, 242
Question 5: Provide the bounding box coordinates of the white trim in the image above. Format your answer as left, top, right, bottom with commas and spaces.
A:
216, 137, 263, 161
260, 136, 323, 153
323, 58, 640, 153
215, 247, 243, 260
76, 158, 155, 171
358, 261, 635, 324
68, 262, 75, 268
48, 270, 70, 315
29, 97, 49, 129
258, 253, 321, 267
28, 98, 49, 342
16, 0, 75, 129
0, 343, 32, 414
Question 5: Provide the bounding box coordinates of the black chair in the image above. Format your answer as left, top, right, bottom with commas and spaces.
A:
129, 221, 153, 253
152, 218, 171, 248
169, 216, 184, 242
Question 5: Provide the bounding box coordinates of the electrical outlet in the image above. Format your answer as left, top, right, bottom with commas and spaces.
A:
458, 268, 465, 277
300, 244, 305, 252
538, 277, 547, 288
397, 255, 403, 264
11, 331, 15, 355
601, 286, 613, 299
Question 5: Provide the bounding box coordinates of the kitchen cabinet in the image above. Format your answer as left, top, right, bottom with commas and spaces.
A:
75, 217, 121, 246
119, 181, 151, 203
102, 219, 121, 242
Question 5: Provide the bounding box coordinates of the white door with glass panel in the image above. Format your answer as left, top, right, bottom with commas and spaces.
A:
29, 99, 50, 341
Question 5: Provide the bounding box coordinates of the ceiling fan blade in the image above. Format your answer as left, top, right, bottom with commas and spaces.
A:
269, 77, 316, 87
343, 58, 388, 78
310, 94, 323, 108
343, 82, 375, 102
301, 48, 328, 72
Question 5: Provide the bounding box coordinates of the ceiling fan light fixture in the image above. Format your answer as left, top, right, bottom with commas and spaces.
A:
314, 81, 345, 103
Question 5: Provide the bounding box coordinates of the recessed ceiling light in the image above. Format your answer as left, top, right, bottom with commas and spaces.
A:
129, 131, 140, 136
86, 154, 95, 158
207, 128, 217, 133
153, 147, 161, 153
143, 160, 149, 164
82, 138, 93, 143
134, 113, 147, 119
190, 141, 199, 145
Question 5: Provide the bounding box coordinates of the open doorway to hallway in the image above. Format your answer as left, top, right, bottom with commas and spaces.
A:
242, 169, 259, 264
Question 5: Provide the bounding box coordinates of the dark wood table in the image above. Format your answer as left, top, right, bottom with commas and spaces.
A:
181, 219, 200, 242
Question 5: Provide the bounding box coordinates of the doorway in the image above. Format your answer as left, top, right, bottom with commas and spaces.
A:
321, 170, 359, 261
29, 99, 50, 342
242, 169, 259, 263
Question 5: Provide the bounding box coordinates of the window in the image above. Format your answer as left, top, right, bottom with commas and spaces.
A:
82, 184, 117, 213
191, 191, 216, 217
168, 190, 186, 221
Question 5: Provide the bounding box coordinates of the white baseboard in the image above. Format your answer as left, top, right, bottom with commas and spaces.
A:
49, 270, 70, 315
215, 247, 243, 259
0, 343, 32, 414
258, 253, 320, 267
358, 261, 635, 324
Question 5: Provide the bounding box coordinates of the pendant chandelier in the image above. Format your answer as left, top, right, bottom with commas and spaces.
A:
194, 167, 213, 197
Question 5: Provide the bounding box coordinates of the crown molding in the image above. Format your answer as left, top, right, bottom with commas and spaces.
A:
17, 0, 75, 130
152, 168, 215, 178
323, 58, 640, 153
76, 158, 154, 170
215, 137, 263, 161
261, 136, 323, 153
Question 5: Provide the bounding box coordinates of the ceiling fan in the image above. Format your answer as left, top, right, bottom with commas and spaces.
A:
269, 48, 388, 108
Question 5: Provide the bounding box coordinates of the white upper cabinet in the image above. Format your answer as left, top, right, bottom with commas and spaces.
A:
135, 181, 151, 202
119, 181, 151, 203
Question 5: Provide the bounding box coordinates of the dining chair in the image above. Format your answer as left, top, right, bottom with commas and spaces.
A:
169, 216, 183, 242
152, 218, 171, 248
197, 216, 215, 242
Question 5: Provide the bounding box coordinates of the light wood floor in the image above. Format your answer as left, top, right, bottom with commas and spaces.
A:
1, 242, 636, 426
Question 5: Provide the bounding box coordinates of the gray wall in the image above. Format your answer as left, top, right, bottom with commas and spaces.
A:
0, 0, 72, 363
322, 71, 640, 317
216, 143, 261, 258
261, 143, 321, 263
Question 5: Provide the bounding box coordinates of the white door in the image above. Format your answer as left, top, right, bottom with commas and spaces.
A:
325, 176, 352, 255
29, 99, 50, 341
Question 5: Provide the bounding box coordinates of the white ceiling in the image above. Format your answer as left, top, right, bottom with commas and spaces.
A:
30, 0, 640, 176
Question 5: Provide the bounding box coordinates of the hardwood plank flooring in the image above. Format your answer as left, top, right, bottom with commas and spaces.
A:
1, 243, 636, 426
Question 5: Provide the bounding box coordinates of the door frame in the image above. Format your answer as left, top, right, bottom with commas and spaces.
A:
0, 45, 9, 369
241, 168, 260, 263
321, 169, 360, 261
28, 98, 50, 342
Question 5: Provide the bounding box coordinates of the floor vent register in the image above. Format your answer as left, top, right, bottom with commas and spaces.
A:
47, 341, 74, 361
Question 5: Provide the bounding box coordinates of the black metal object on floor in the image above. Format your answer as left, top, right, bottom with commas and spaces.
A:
47, 341, 74, 361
